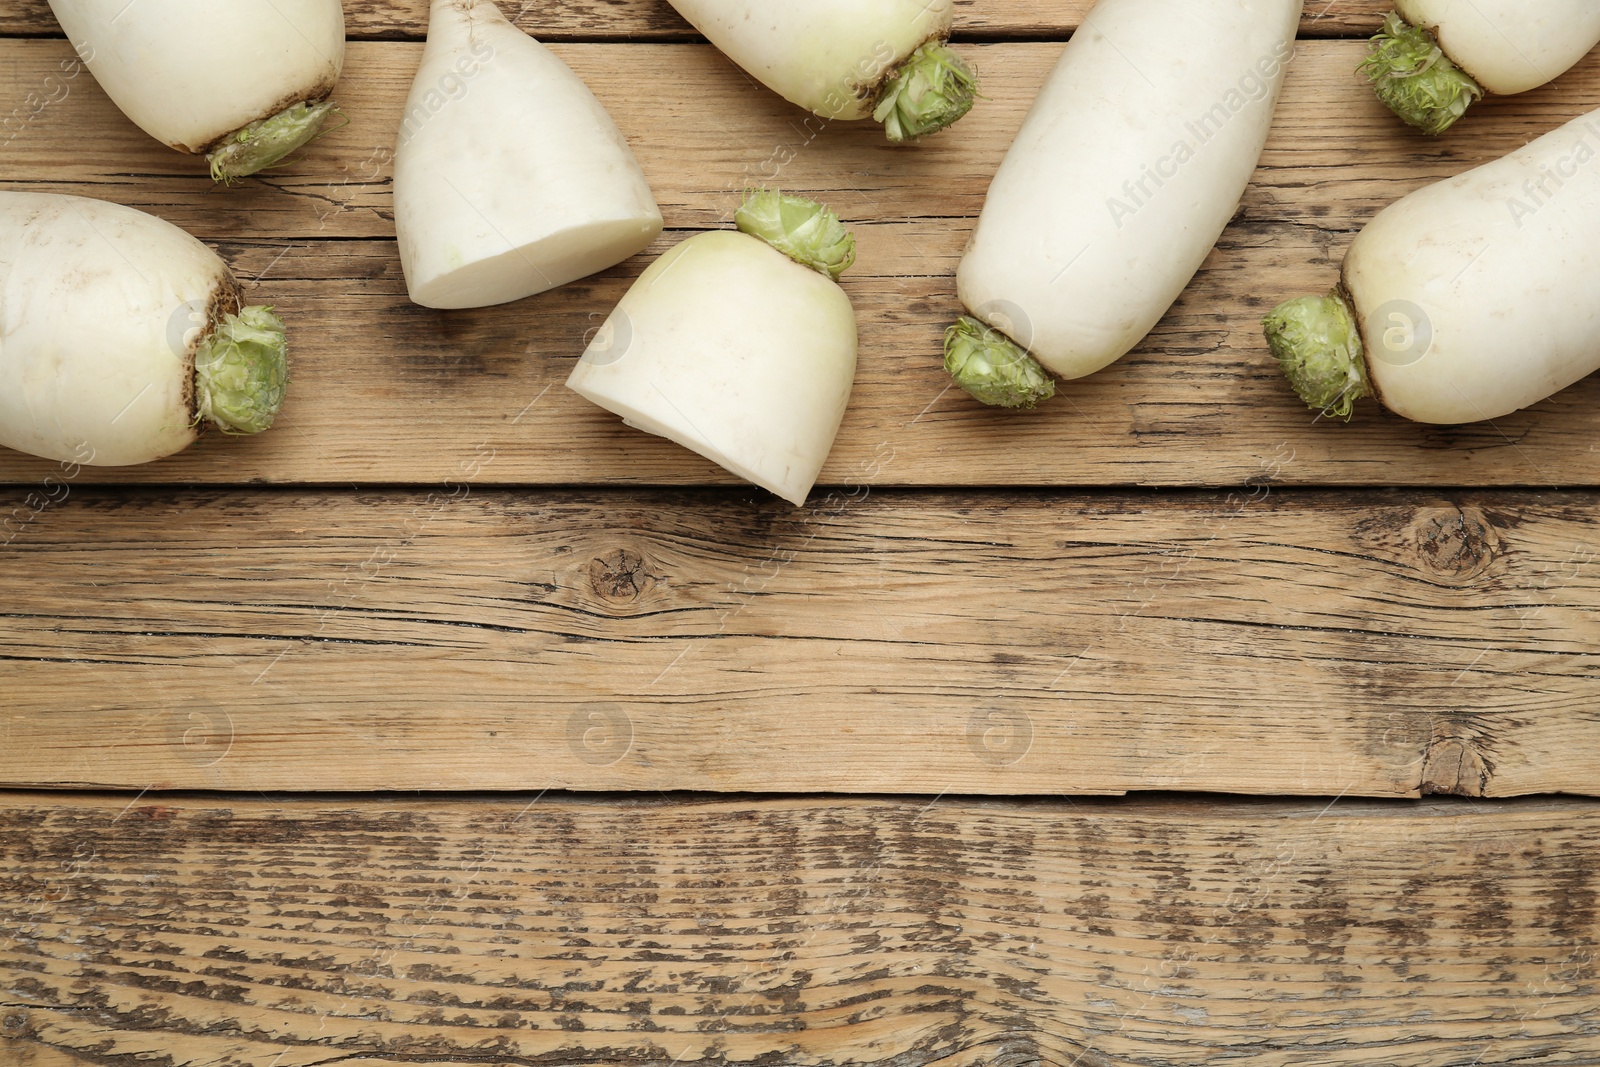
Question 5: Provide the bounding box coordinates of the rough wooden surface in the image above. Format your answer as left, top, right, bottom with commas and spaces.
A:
3, 793, 1597, 1066
0, 0, 1390, 41
3, 487, 1597, 797
3, 39, 1600, 488
3, 5, 1597, 1059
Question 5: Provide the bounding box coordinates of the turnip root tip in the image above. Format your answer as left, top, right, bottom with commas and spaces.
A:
944, 316, 1055, 409
735, 189, 857, 281
1361, 12, 1484, 135
195, 306, 290, 435
874, 42, 978, 144
1263, 292, 1373, 421
208, 100, 341, 183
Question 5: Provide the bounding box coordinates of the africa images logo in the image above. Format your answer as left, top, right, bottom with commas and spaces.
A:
1106, 41, 1296, 230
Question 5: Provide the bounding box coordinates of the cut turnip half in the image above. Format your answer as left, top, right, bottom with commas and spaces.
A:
948, 0, 1302, 407
0, 193, 288, 466
566, 191, 858, 507
666, 0, 977, 142
1265, 107, 1600, 425
394, 0, 663, 310
48, 0, 346, 181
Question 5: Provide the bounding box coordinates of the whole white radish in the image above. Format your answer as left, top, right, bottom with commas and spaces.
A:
566, 191, 857, 507
48, 0, 345, 182
946, 0, 1303, 408
666, 0, 977, 142
1263, 108, 1600, 425
0, 193, 288, 466
1362, 4, 1600, 135
394, 0, 663, 310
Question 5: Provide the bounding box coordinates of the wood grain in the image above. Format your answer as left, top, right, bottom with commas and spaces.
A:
0, 0, 1392, 41
3, 487, 1597, 796
3, 793, 1597, 1066
3, 40, 1599, 488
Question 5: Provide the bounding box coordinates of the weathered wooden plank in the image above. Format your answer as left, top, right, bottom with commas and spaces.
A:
2, 488, 1596, 796
0, 0, 1392, 41
2, 793, 1597, 1066
3, 40, 1598, 488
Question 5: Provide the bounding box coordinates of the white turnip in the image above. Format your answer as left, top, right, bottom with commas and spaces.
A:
1264, 107, 1600, 424
48, 0, 346, 181
566, 191, 857, 507
393, 0, 663, 310
0, 193, 288, 466
666, 0, 977, 142
1362, 3, 1600, 135
947, 0, 1302, 407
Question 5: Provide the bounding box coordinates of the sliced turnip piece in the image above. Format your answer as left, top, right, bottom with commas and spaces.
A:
666, 0, 977, 142
1363, 3, 1600, 135
947, 0, 1303, 408
566, 191, 858, 507
0, 193, 288, 466
394, 0, 663, 310
1264, 107, 1600, 425
48, 0, 345, 181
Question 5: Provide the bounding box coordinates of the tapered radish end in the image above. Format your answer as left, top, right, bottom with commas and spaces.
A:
195, 306, 289, 435
1263, 293, 1372, 422
735, 190, 857, 281
944, 316, 1055, 410
1360, 12, 1483, 135
874, 42, 978, 144
208, 100, 340, 183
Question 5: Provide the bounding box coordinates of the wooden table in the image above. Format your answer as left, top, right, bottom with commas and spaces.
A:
2, 2, 1597, 1062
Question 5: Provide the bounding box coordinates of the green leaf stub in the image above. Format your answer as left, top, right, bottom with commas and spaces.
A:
1360, 12, 1484, 135
208, 100, 339, 183
873, 42, 979, 144
195, 306, 289, 435
735, 189, 857, 281
943, 315, 1055, 410
1262, 292, 1373, 421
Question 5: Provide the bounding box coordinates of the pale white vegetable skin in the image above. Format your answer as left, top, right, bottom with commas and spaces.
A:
666, 0, 951, 119
394, 0, 662, 310
1345, 109, 1600, 424
47, 0, 344, 153
1395, 0, 1600, 96
566, 231, 857, 507
957, 0, 1301, 382
0, 194, 228, 465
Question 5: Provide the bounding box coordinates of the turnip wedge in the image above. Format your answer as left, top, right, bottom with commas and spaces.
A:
48, 0, 346, 182
0, 193, 288, 466
665, 0, 977, 143
1264, 108, 1600, 425
947, 0, 1302, 408
1362, 4, 1600, 135
566, 191, 858, 507
394, 0, 663, 310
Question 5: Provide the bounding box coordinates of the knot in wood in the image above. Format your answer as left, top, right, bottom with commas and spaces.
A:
1420, 715, 1493, 797
588, 548, 655, 604
0, 1011, 27, 1037
1410, 505, 1499, 583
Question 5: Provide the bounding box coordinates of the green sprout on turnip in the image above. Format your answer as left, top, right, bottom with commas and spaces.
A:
48, 0, 347, 182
